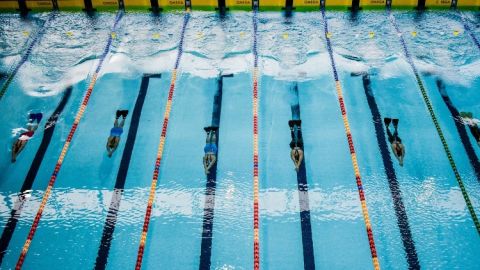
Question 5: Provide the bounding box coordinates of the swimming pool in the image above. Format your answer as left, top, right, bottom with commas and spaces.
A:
0, 7, 480, 270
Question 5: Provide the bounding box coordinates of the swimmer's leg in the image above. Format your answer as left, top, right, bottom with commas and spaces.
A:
392, 119, 400, 139
204, 127, 211, 143
297, 129, 304, 144
12, 140, 27, 162
289, 121, 300, 141
119, 118, 125, 128
291, 121, 301, 143
209, 132, 216, 144
205, 126, 217, 143
385, 118, 395, 143
210, 126, 218, 143
288, 122, 295, 142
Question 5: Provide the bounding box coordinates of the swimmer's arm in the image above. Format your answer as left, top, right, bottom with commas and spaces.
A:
203, 156, 208, 171
391, 144, 400, 159
13, 141, 27, 158
206, 155, 216, 171
106, 142, 114, 156
295, 154, 303, 170
399, 145, 405, 166
12, 143, 18, 161
297, 151, 304, 168
211, 155, 217, 166
19, 142, 27, 153
13, 127, 28, 137
12, 140, 19, 151
15, 140, 26, 150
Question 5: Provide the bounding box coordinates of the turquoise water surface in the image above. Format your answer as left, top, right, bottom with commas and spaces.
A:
0, 10, 479, 269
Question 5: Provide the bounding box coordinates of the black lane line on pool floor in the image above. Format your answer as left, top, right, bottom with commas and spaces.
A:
199, 74, 230, 270
290, 83, 315, 270
358, 73, 420, 270
0, 73, 6, 86
0, 86, 73, 265
435, 78, 480, 183
459, 13, 480, 52
94, 74, 160, 270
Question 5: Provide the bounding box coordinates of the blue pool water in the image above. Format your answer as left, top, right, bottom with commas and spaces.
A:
0, 9, 479, 269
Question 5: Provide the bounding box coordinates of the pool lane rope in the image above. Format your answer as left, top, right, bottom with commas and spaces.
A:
320, 8, 381, 270
14, 11, 124, 269
458, 11, 480, 51
252, 7, 260, 270
388, 10, 480, 235
134, 11, 190, 270
0, 12, 56, 102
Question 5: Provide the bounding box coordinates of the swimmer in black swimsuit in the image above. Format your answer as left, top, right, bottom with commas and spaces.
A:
106, 110, 128, 157
203, 126, 218, 175
385, 118, 405, 166
11, 113, 42, 163
289, 120, 304, 171
460, 112, 480, 146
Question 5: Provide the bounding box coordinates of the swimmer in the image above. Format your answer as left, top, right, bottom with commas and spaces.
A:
203, 126, 218, 175
384, 118, 405, 166
289, 120, 304, 171
460, 112, 480, 146
11, 113, 42, 163
106, 110, 128, 157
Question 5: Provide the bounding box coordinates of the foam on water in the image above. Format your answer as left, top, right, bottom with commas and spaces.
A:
2, 10, 479, 97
